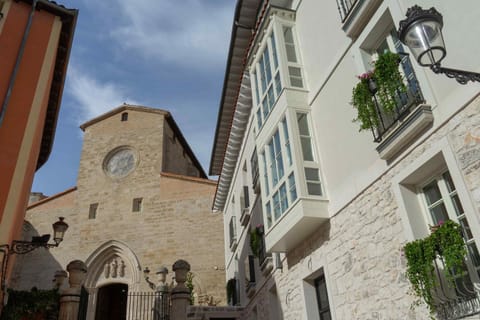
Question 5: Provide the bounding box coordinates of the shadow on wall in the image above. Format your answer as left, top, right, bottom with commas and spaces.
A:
286, 221, 331, 269
8, 221, 64, 291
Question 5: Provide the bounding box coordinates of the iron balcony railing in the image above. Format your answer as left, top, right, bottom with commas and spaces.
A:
336, 0, 359, 22
127, 291, 170, 320
369, 53, 425, 143
433, 257, 480, 320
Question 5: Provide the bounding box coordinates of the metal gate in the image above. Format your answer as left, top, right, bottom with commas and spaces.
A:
126, 291, 170, 320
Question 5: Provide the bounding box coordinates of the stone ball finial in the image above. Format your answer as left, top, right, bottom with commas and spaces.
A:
172, 259, 190, 272
172, 260, 190, 286
66, 260, 87, 288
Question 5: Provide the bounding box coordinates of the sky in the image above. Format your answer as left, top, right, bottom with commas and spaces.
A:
32, 0, 237, 196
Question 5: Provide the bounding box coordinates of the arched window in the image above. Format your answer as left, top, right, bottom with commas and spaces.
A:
121, 112, 128, 121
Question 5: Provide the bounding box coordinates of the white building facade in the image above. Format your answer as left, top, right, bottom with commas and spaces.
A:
210, 0, 480, 319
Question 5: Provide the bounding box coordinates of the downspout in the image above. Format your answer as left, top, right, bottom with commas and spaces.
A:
0, 0, 39, 126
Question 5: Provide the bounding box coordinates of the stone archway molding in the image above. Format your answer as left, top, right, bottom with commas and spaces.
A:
84, 240, 142, 291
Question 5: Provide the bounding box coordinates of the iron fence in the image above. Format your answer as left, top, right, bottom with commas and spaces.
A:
127, 291, 170, 320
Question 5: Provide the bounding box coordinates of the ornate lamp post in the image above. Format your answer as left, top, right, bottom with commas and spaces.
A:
398, 6, 480, 84
1, 217, 69, 289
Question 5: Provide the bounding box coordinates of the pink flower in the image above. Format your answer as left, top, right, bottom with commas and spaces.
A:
357, 70, 374, 80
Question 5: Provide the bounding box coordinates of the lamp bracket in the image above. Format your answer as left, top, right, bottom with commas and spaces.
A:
10, 240, 58, 255
431, 64, 480, 84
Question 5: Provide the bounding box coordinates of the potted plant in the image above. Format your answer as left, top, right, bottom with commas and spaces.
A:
403, 220, 466, 314
352, 52, 407, 130
249, 225, 264, 258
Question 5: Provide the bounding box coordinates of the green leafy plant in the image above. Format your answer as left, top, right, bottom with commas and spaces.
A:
352, 52, 407, 130
249, 225, 264, 258
1, 288, 59, 320
186, 272, 195, 305
403, 220, 467, 314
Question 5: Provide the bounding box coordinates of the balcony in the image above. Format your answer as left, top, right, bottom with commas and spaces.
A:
265, 198, 329, 252
239, 207, 251, 227
336, 0, 383, 39
355, 52, 432, 160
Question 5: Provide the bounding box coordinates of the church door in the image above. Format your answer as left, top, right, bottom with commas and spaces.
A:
95, 283, 128, 320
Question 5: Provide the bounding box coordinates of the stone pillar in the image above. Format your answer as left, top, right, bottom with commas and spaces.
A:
170, 260, 191, 320
58, 260, 87, 320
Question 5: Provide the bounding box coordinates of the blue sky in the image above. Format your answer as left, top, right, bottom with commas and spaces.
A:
32, 0, 236, 195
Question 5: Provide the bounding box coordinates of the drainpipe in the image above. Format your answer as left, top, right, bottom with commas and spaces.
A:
0, 0, 39, 126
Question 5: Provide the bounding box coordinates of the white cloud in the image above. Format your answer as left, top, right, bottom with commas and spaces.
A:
65, 64, 141, 123
107, 0, 234, 69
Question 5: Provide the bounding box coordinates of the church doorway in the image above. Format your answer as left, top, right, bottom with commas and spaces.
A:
94, 283, 128, 320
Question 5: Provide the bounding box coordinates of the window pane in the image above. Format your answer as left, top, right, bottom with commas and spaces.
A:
266, 201, 272, 228
467, 243, 480, 268
443, 171, 456, 192
282, 119, 292, 166
261, 152, 269, 195
423, 181, 442, 205
274, 72, 282, 95
283, 27, 297, 62
264, 47, 272, 84
321, 312, 332, 320
253, 71, 260, 105
273, 192, 281, 219
259, 57, 267, 93
270, 33, 278, 69
305, 167, 320, 181
269, 140, 278, 186
307, 182, 322, 196
301, 137, 314, 161
289, 66, 303, 87
297, 113, 310, 136
451, 194, 464, 216
280, 183, 288, 213
268, 86, 275, 110
428, 202, 449, 225
274, 131, 284, 179
256, 109, 262, 129
288, 173, 297, 202
262, 98, 269, 118
459, 217, 474, 240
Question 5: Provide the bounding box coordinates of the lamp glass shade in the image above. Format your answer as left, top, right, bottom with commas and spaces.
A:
52, 217, 68, 244
402, 19, 446, 66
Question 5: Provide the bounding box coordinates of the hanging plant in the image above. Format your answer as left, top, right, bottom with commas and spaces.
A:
351, 52, 407, 130
374, 51, 407, 113
249, 225, 264, 258
352, 71, 379, 130
403, 220, 466, 314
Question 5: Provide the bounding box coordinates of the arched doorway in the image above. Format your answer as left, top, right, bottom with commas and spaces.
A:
95, 283, 128, 320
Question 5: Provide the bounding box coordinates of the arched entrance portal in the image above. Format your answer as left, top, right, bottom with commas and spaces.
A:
95, 283, 128, 320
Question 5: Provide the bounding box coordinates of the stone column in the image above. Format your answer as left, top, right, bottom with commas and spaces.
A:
58, 260, 87, 320
170, 260, 191, 320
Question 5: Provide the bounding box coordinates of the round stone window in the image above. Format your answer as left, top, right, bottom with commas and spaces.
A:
103, 147, 137, 178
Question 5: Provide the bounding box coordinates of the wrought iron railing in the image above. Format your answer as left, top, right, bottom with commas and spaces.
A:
258, 235, 271, 267
127, 291, 170, 320
370, 53, 425, 142
336, 0, 359, 22
433, 257, 480, 320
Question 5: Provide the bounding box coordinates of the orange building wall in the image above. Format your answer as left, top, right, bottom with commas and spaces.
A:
0, 1, 59, 246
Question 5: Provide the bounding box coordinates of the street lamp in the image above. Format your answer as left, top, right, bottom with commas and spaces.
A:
398, 6, 480, 84
8, 217, 69, 254
1, 217, 69, 289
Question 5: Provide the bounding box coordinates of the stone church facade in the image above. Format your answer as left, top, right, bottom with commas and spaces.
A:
10, 105, 226, 318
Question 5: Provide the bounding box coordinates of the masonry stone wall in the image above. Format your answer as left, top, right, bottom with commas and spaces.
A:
11, 107, 226, 306
239, 96, 480, 319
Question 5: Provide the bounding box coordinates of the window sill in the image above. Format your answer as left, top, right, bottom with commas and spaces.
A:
376, 104, 433, 161
341, 0, 382, 39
